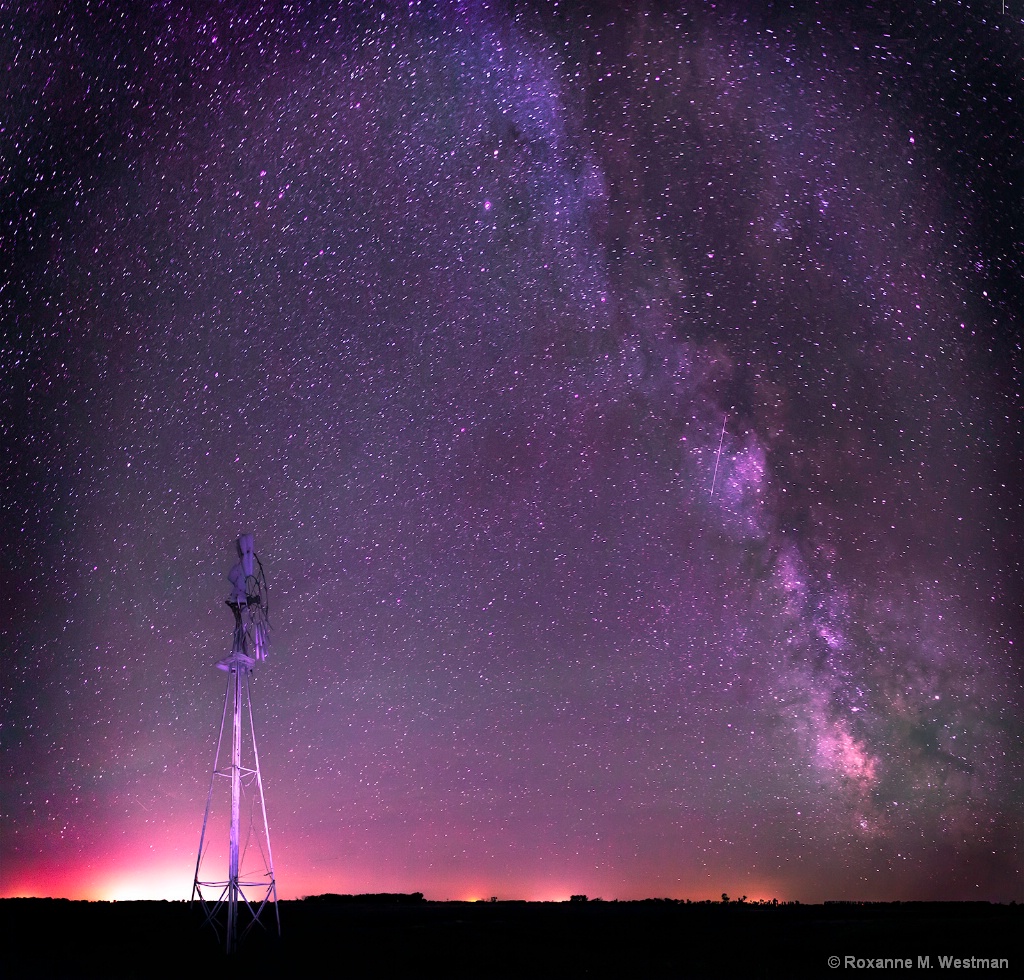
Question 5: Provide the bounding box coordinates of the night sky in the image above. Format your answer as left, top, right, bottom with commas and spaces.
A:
3, 1, 1022, 904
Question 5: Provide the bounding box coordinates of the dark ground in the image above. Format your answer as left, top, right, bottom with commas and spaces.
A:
3, 897, 1019, 978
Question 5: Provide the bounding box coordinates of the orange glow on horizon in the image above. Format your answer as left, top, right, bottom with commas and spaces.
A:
0, 864, 194, 903
1, 847, 791, 905
98, 863, 194, 902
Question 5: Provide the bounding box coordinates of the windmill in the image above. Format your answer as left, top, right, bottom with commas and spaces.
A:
192, 534, 280, 952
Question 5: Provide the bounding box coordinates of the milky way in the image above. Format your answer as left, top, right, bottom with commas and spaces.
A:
3, 1, 1022, 903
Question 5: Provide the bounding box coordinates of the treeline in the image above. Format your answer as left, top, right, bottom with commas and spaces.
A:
570, 895, 787, 906
301, 892, 426, 904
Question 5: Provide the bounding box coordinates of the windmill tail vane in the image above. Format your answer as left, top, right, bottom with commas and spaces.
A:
222, 533, 271, 669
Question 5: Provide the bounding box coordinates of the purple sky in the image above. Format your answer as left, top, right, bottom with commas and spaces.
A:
3, 1, 1022, 903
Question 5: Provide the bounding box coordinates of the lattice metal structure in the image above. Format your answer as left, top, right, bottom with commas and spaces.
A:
192, 534, 280, 953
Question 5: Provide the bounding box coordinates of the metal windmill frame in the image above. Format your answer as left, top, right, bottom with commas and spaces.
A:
192, 534, 280, 953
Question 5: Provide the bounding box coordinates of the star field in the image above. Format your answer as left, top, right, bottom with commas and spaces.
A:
2, 1, 1022, 903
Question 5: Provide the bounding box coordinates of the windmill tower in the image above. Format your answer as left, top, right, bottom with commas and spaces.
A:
192, 534, 280, 952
